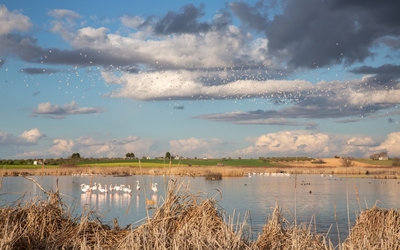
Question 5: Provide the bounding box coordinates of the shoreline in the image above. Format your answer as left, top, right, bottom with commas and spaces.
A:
1, 165, 399, 179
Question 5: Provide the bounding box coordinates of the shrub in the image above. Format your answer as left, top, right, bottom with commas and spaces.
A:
340, 156, 354, 167
392, 157, 400, 167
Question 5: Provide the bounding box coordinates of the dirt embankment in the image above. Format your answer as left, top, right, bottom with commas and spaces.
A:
285, 158, 372, 167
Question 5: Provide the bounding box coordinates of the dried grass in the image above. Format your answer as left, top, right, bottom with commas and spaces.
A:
2, 164, 400, 179
254, 205, 333, 250
117, 179, 252, 249
341, 206, 400, 250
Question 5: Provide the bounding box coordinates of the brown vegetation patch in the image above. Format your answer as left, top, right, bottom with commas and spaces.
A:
342, 207, 400, 249
254, 206, 332, 249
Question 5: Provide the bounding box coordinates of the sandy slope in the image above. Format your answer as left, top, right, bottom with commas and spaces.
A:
286, 158, 372, 167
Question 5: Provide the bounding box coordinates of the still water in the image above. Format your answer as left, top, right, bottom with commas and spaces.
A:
1, 174, 399, 243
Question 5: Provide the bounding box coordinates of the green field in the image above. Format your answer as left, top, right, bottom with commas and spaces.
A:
80, 158, 274, 168
354, 158, 394, 166
1, 158, 274, 169
1, 157, 396, 170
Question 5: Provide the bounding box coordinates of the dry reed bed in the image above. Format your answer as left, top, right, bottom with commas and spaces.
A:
2, 165, 400, 179
341, 207, 400, 249
1, 179, 400, 249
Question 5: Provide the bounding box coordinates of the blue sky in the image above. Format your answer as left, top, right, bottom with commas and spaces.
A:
1, 0, 400, 160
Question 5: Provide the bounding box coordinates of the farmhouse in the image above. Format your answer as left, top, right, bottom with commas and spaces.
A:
370, 151, 389, 160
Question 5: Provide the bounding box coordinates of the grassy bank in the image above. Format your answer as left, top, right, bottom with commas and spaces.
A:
1, 157, 399, 179
1, 165, 400, 179
0, 178, 399, 249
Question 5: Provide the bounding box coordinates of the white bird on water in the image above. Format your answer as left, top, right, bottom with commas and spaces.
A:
98, 184, 108, 194
123, 185, 132, 194
151, 183, 158, 194
136, 180, 141, 191
81, 184, 91, 193
114, 184, 121, 192
91, 182, 97, 191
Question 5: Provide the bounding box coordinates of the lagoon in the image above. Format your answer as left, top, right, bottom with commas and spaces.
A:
1, 174, 399, 244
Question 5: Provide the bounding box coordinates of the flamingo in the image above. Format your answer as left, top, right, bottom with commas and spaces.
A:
114, 184, 121, 192
91, 182, 97, 191
99, 184, 108, 194
136, 180, 140, 191
81, 184, 91, 193
151, 183, 158, 194
109, 184, 114, 192
123, 185, 132, 194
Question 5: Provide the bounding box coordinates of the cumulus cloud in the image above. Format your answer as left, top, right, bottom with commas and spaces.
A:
0, 128, 45, 147
103, 70, 311, 101
4, 128, 400, 159
47, 9, 82, 19
346, 137, 377, 147
26, 135, 153, 159
32, 100, 106, 119
169, 137, 229, 158
372, 132, 400, 157
233, 131, 331, 157
0, 5, 31, 36
121, 15, 145, 29
263, 0, 400, 68
20, 128, 46, 143
153, 4, 212, 35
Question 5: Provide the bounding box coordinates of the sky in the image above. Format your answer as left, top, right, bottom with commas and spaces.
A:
1, 0, 400, 160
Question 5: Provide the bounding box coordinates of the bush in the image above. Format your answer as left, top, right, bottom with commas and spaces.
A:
392, 157, 400, 167
311, 158, 326, 164
340, 156, 354, 167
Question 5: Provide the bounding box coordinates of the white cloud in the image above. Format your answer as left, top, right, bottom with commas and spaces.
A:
0, 129, 44, 158
346, 136, 376, 146
45, 135, 154, 159
103, 69, 313, 101
47, 9, 82, 19
234, 130, 331, 157
0, 128, 45, 147
47, 139, 75, 156
0, 5, 31, 36
48, 9, 82, 41
169, 137, 226, 157
6, 129, 400, 160
121, 15, 144, 29
20, 128, 46, 143
53, 21, 274, 70
33, 101, 106, 118
72, 27, 109, 47
373, 132, 400, 157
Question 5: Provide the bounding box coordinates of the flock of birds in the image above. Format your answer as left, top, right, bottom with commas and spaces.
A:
80, 180, 158, 195
247, 172, 291, 177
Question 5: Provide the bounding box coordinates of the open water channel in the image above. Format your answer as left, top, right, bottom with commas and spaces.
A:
1, 174, 399, 245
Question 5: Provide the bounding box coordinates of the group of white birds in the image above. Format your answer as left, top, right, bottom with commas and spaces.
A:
80, 180, 158, 195
247, 172, 291, 177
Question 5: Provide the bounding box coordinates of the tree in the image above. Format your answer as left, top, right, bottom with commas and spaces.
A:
165, 152, 171, 159
340, 156, 354, 167
392, 157, 400, 167
71, 153, 81, 159
126, 152, 135, 159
